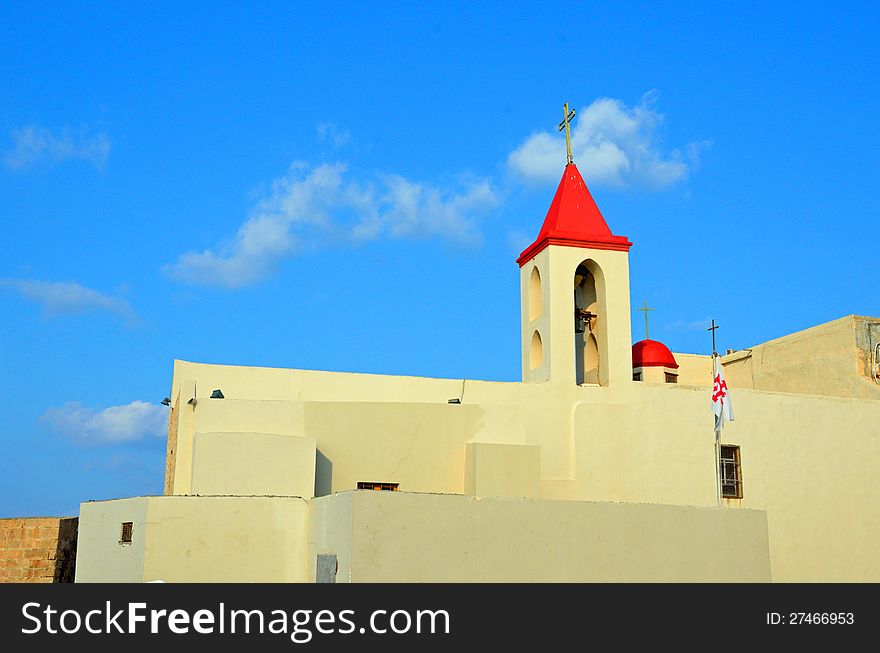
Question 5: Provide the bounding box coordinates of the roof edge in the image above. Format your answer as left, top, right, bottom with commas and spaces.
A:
517, 235, 632, 267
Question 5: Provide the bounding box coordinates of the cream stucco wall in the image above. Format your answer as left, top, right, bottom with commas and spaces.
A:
78, 491, 770, 583
190, 432, 316, 497
76, 496, 310, 582
673, 316, 880, 401
311, 491, 770, 582
465, 443, 540, 498
307, 492, 353, 583
76, 498, 148, 583
162, 347, 880, 582
545, 384, 880, 582
722, 316, 880, 400
672, 353, 714, 386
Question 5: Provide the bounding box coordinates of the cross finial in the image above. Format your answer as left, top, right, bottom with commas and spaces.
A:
558, 102, 576, 165
707, 319, 720, 357
636, 300, 655, 339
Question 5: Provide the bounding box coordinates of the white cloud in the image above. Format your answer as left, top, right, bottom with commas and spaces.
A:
40, 401, 167, 445
316, 122, 351, 148
508, 93, 704, 189
5, 125, 111, 169
666, 317, 713, 332
0, 279, 136, 322
164, 162, 499, 289
373, 174, 496, 243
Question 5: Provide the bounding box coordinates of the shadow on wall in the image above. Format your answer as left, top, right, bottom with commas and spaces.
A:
315, 450, 333, 497
54, 518, 78, 583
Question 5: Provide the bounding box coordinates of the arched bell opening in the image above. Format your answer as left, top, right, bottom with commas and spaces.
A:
528, 266, 542, 321
529, 330, 544, 370
574, 260, 605, 385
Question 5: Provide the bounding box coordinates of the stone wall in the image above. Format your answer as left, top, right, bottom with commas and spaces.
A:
0, 517, 78, 583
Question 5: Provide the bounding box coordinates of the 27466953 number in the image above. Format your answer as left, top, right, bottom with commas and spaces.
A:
788, 613, 853, 625
766, 612, 854, 625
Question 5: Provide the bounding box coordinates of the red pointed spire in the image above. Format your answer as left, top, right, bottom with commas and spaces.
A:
517, 164, 632, 266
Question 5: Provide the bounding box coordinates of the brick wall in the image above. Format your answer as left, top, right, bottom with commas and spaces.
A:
0, 517, 78, 583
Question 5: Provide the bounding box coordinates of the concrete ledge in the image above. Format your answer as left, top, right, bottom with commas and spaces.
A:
312, 491, 772, 582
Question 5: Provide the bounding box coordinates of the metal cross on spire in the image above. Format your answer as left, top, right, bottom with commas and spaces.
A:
558, 102, 576, 165
636, 300, 655, 340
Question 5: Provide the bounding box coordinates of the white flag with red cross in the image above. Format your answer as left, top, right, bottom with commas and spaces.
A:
712, 357, 735, 430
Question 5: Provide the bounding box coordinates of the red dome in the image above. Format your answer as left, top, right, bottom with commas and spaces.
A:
632, 339, 679, 369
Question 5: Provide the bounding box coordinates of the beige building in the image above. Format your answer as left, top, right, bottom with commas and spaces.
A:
75, 163, 880, 583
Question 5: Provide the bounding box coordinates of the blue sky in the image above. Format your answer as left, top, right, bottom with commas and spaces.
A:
2, 3, 878, 516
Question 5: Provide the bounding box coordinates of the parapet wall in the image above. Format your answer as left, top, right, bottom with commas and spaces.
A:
0, 517, 78, 583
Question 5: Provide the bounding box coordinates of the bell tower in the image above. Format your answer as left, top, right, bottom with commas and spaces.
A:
517, 155, 634, 386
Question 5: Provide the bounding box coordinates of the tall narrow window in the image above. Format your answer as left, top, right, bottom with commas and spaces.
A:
529, 331, 543, 370
528, 267, 542, 321
719, 446, 743, 499
119, 522, 133, 544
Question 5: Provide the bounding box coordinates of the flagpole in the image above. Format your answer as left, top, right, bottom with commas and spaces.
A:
709, 319, 722, 509
714, 353, 722, 509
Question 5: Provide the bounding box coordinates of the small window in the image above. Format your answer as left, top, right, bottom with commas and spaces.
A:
720, 446, 743, 499
119, 522, 133, 544
357, 482, 399, 491
665, 372, 678, 384
633, 372, 642, 381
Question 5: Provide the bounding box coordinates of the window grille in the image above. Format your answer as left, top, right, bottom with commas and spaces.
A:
719, 446, 743, 499
357, 482, 399, 491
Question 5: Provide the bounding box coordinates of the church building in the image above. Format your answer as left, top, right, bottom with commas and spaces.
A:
72, 137, 880, 582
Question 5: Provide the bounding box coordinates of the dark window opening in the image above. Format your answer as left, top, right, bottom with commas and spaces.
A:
119, 522, 133, 544
357, 482, 399, 491
665, 372, 678, 384
633, 372, 642, 381
720, 446, 743, 499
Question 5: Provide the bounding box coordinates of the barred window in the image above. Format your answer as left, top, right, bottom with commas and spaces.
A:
119, 522, 133, 544
720, 446, 743, 499
357, 482, 399, 491
665, 372, 678, 384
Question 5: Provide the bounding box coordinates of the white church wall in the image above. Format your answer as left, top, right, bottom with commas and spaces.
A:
301, 402, 479, 495
464, 443, 540, 498
558, 383, 880, 582
307, 492, 353, 583
190, 432, 316, 498
164, 349, 880, 581
76, 497, 149, 582
77, 496, 311, 583
335, 491, 771, 582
